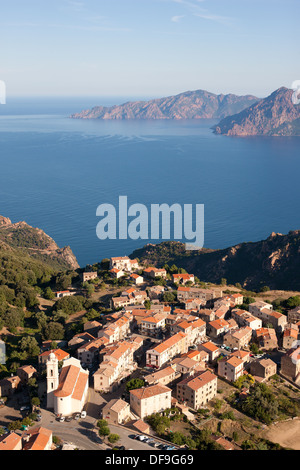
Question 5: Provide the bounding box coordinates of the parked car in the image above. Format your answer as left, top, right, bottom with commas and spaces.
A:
65, 416, 73, 422
74, 413, 81, 420
138, 435, 147, 441
20, 405, 31, 412
80, 411, 87, 418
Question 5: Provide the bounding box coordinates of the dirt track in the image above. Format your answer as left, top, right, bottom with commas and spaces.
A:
263, 419, 300, 450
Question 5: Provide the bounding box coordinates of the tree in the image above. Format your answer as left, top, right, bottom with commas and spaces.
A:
146, 413, 170, 434
250, 343, 261, 355
55, 273, 72, 291
239, 383, 278, 424
126, 378, 145, 392
285, 296, 300, 309
19, 336, 40, 357
1, 307, 24, 331
97, 420, 110, 437
43, 322, 65, 340
260, 286, 270, 292
31, 397, 40, 408
163, 291, 176, 303
108, 433, 120, 444
101, 259, 110, 270
35, 311, 48, 331
54, 295, 85, 316
8, 420, 22, 431
52, 309, 69, 324
44, 287, 55, 300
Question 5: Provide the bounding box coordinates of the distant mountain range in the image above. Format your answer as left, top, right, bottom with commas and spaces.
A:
130, 230, 300, 291
71, 86, 300, 136
70, 89, 259, 120
214, 87, 300, 136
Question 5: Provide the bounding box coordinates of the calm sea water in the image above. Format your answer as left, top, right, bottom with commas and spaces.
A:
0, 97, 299, 267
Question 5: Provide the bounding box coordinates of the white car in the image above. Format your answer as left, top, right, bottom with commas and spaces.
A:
138, 435, 147, 441
81, 411, 87, 418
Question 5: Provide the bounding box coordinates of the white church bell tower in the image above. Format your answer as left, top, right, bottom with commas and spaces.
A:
46, 352, 59, 409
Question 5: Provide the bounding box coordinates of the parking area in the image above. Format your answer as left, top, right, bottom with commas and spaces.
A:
0, 392, 31, 428
108, 425, 178, 451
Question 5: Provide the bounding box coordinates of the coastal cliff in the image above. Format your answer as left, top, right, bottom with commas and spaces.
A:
0, 216, 79, 271
214, 87, 300, 136
131, 231, 300, 291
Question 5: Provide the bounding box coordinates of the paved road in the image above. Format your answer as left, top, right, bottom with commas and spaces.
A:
0, 387, 171, 451
108, 424, 159, 451
39, 408, 107, 450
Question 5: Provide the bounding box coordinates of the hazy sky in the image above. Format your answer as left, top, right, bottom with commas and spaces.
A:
1, 0, 299, 98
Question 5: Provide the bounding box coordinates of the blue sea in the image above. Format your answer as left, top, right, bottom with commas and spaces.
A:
0, 97, 299, 267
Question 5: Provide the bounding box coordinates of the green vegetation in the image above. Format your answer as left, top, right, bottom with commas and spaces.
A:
125, 378, 145, 392
237, 383, 278, 424
108, 433, 120, 444
97, 419, 110, 437
146, 413, 171, 435
233, 374, 255, 390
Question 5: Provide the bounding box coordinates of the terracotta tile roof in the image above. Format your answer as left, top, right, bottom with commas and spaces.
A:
54, 365, 80, 398
131, 273, 142, 279
184, 350, 202, 360
172, 357, 197, 368
132, 309, 149, 317
133, 419, 150, 433
258, 358, 277, 368
108, 398, 129, 413
53, 361, 88, 401
214, 436, 235, 450
144, 366, 175, 382
39, 349, 70, 361
130, 384, 171, 400
178, 370, 217, 390
231, 350, 250, 359
225, 356, 244, 368
230, 327, 252, 339
152, 332, 186, 354
177, 320, 191, 330
209, 319, 229, 330
142, 316, 161, 324
18, 365, 37, 374
191, 318, 205, 328
22, 427, 52, 451
200, 341, 219, 352
0, 432, 22, 450
173, 273, 194, 280
284, 328, 298, 338
72, 371, 89, 401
